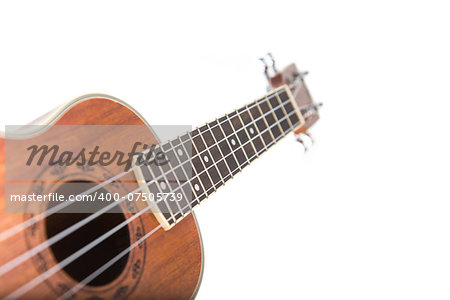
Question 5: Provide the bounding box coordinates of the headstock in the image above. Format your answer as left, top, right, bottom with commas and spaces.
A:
260, 54, 321, 141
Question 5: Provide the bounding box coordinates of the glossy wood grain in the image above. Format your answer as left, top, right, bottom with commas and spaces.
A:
0, 96, 203, 299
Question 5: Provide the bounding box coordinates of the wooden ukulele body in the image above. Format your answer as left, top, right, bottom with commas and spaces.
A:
0, 95, 204, 299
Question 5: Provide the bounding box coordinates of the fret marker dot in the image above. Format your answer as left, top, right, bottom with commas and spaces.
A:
194, 183, 200, 191
249, 127, 255, 135
177, 149, 183, 156
204, 155, 209, 163
231, 138, 236, 146
160, 181, 167, 190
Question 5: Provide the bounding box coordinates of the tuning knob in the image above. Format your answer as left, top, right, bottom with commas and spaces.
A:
259, 53, 277, 78
259, 53, 278, 91
294, 132, 313, 152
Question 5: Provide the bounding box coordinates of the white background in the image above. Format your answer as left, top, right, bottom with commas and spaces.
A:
1, 1, 449, 299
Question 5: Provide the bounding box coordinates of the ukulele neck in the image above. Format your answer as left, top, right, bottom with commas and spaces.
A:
135, 85, 304, 230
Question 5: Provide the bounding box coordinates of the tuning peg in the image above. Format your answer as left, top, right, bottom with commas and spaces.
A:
259, 53, 278, 80
292, 71, 308, 81
294, 132, 313, 151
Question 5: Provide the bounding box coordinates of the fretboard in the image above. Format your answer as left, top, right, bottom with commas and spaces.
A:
135, 85, 303, 230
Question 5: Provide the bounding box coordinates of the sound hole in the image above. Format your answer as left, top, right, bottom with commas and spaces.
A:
45, 181, 131, 286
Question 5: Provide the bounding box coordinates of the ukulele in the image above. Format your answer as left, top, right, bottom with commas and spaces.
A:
0, 55, 321, 299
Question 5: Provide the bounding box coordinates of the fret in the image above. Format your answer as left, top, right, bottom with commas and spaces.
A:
278, 89, 290, 102
164, 147, 179, 168
191, 128, 206, 153
165, 140, 193, 215
228, 110, 243, 130
279, 91, 301, 127
171, 137, 193, 174
218, 139, 237, 176
185, 134, 210, 203
197, 170, 213, 195
178, 162, 199, 209
139, 164, 154, 184
259, 96, 283, 141
275, 94, 294, 133
191, 152, 211, 190
177, 136, 201, 207
171, 166, 192, 214
180, 132, 191, 143
148, 156, 162, 178
207, 120, 233, 182
136, 148, 176, 225
229, 112, 250, 154
217, 116, 243, 174
147, 172, 175, 225
181, 183, 197, 209
190, 175, 207, 202
208, 167, 223, 189
252, 100, 275, 147
208, 143, 228, 177
191, 154, 205, 177
218, 138, 240, 177
245, 103, 266, 154
230, 110, 256, 163
190, 130, 216, 199
158, 143, 184, 218
273, 102, 286, 122
169, 140, 190, 166
198, 126, 225, 188
282, 98, 294, 113
236, 108, 259, 161
156, 154, 183, 220
262, 108, 297, 150
196, 149, 223, 190
224, 114, 249, 168
199, 126, 215, 148
163, 179, 183, 219
210, 119, 225, 141
215, 156, 232, 182
270, 94, 291, 134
